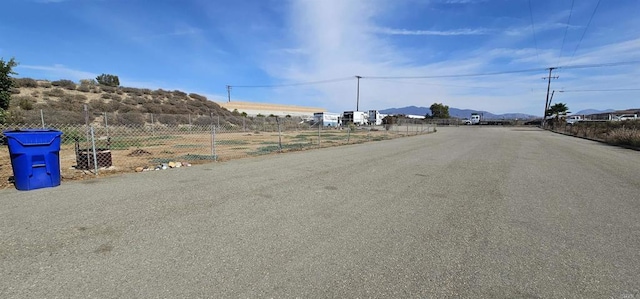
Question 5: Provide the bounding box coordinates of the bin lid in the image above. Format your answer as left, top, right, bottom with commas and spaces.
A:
3, 129, 63, 146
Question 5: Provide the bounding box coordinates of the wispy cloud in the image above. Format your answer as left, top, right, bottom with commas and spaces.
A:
17, 64, 97, 81
440, 0, 487, 3
254, 0, 639, 115
374, 27, 490, 36
133, 26, 202, 41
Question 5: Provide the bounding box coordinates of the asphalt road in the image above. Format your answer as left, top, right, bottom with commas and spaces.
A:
1, 127, 639, 298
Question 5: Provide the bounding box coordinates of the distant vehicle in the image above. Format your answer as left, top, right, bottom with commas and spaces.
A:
566, 115, 582, 125
462, 119, 472, 125
470, 113, 481, 125
368, 110, 383, 126
313, 112, 341, 127
615, 114, 638, 121
342, 111, 368, 126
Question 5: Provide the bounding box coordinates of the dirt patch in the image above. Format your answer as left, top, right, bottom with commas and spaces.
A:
1, 128, 423, 189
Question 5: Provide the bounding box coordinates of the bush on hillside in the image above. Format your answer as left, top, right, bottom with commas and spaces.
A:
13, 78, 38, 88
172, 90, 187, 98
189, 93, 207, 102
51, 79, 76, 90
44, 88, 65, 97
38, 81, 52, 88
96, 74, 120, 87
115, 112, 145, 125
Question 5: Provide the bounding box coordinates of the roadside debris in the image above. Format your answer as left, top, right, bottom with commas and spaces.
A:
135, 161, 192, 172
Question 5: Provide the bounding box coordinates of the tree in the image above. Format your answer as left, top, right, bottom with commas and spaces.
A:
96, 73, 120, 87
546, 103, 570, 121
428, 103, 450, 119
1, 57, 19, 123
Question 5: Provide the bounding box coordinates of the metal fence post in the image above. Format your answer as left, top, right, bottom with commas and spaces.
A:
150, 113, 155, 136
277, 117, 282, 152
40, 109, 45, 128
90, 126, 99, 175
211, 125, 217, 161
347, 127, 351, 144
318, 122, 321, 147
104, 112, 109, 138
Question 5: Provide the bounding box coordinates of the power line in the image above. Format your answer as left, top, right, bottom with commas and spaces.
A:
567, 0, 602, 65
561, 88, 640, 92
364, 68, 547, 79
556, 0, 575, 67
373, 78, 499, 89
528, 0, 541, 63
229, 60, 640, 88
231, 77, 354, 88
559, 60, 640, 69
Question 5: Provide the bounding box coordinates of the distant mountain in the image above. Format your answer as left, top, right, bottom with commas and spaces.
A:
379, 106, 537, 119
572, 109, 615, 115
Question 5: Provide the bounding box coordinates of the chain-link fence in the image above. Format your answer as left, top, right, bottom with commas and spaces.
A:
1, 110, 435, 188
547, 119, 640, 148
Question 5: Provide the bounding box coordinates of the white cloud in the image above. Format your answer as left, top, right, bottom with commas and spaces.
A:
254, 0, 639, 115
374, 27, 490, 36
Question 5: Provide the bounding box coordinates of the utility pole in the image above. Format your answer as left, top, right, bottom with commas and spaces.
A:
548, 89, 563, 112
542, 68, 559, 127
226, 85, 232, 103
355, 76, 362, 111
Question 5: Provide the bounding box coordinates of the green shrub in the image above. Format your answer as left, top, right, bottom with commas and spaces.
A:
96, 74, 120, 87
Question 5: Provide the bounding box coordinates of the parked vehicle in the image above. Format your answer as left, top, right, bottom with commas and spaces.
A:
470, 113, 481, 125
368, 110, 383, 125
313, 112, 341, 127
342, 111, 368, 126
566, 115, 582, 125
615, 114, 638, 121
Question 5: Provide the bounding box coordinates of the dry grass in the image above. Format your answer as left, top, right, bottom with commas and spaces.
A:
553, 120, 640, 148
1, 128, 423, 189
605, 127, 640, 147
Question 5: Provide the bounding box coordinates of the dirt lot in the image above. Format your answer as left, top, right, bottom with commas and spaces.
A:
1, 127, 426, 189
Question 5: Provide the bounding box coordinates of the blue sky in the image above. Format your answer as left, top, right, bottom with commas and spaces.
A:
2, 0, 639, 115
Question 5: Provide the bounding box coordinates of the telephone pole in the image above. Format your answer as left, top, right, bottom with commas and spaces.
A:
542, 68, 559, 127
226, 85, 232, 103
355, 76, 362, 111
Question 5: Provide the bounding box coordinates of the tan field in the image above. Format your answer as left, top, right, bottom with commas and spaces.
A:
1, 127, 427, 189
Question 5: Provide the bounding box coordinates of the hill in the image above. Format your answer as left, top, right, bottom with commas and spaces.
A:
380, 106, 537, 119
572, 109, 615, 115
5, 78, 246, 126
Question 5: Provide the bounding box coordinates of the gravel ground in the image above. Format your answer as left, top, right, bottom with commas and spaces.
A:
1, 126, 639, 298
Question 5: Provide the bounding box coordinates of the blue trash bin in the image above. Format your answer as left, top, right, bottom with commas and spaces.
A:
3, 129, 63, 191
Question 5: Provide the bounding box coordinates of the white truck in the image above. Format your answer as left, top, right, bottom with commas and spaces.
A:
566, 115, 583, 124
343, 111, 368, 126
313, 112, 341, 127
368, 110, 383, 126
470, 113, 481, 125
